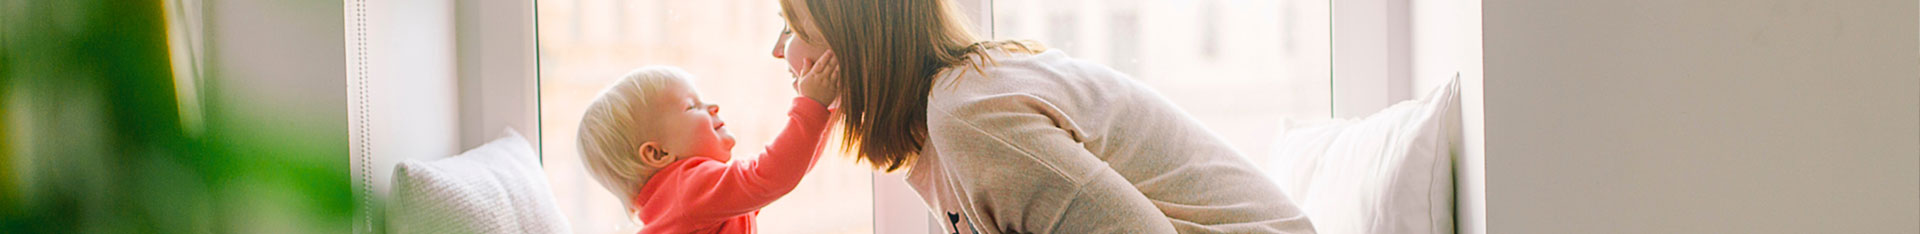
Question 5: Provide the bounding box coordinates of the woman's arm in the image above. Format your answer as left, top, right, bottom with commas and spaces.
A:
929, 94, 1178, 233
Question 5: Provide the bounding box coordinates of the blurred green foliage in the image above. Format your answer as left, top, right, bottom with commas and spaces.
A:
1, 0, 354, 233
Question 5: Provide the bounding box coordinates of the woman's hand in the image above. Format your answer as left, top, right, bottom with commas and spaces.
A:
795, 51, 840, 106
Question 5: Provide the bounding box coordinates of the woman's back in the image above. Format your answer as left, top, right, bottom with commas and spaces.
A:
906, 49, 1316, 233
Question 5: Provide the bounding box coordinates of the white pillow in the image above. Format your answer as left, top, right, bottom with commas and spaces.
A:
1267, 76, 1458, 234
391, 129, 571, 234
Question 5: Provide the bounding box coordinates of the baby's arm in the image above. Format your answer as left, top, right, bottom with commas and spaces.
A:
681, 97, 831, 217
678, 51, 838, 218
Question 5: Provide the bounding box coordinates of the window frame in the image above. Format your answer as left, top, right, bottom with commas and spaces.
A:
1331, 0, 1414, 117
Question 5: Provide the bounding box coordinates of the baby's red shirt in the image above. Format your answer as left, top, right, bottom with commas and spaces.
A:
631, 97, 831, 234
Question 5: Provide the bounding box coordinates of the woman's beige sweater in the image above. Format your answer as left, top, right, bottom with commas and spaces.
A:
904, 49, 1316, 234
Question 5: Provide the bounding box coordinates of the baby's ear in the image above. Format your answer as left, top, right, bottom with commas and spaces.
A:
637, 142, 675, 168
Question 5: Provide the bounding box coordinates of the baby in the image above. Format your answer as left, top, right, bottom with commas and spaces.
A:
575, 60, 837, 233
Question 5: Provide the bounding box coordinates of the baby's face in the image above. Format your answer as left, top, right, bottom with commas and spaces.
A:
646, 78, 736, 162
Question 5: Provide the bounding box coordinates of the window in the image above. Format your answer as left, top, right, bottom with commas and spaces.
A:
536, 0, 873, 233
990, 0, 1332, 165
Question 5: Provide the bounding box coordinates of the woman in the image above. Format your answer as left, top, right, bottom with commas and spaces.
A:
770, 0, 1315, 233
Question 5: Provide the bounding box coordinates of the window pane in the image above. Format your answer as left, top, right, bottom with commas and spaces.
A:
992, 0, 1332, 166
536, 0, 873, 233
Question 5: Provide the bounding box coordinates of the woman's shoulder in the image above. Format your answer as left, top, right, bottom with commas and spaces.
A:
925, 50, 1051, 114
927, 49, 1133, 114
931, 49, 1109, 95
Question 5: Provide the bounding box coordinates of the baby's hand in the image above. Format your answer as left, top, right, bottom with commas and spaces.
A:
795, 51, 840, 106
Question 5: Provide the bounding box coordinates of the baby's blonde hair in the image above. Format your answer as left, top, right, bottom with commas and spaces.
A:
576, 66, 690, 213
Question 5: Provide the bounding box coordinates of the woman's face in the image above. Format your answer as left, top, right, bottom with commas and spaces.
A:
772, 0, 828, 75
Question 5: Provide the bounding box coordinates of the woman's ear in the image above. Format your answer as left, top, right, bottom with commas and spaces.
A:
637, 142, 676, 168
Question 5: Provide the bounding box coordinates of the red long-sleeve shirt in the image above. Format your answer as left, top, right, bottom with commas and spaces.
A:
632, 97, 831, 234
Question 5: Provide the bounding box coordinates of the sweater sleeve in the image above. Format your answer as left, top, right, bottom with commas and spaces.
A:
671, 97, 832, 221
928, 93, 1178, 234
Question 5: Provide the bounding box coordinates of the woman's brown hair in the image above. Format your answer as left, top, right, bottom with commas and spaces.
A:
780, 0, 1039, 171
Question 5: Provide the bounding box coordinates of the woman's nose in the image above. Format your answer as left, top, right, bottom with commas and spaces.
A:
771, 35, 789, 59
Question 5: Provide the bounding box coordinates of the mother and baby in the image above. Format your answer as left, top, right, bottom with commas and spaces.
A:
573, 0, 1316, 233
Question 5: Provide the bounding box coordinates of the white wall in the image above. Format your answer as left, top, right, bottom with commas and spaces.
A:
203, 0, 345, 142
1409, 0, 1483, 233
455, 0, 538, 150
200, 1, 354, 230
352, 0, 461, 199
1483, 0, 1919, 233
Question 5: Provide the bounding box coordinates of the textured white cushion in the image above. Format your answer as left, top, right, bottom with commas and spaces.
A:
1267, 76, 1458, 234
391, 129, 571, 234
